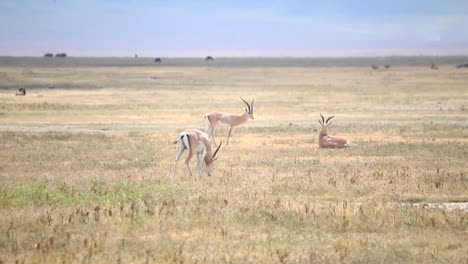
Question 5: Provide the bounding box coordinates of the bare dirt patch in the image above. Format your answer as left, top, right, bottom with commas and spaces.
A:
400, 202, 468, 212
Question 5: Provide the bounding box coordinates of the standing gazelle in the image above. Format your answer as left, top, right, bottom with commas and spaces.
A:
318, 114, 350, 148
174, 129, 222, 176
204, 97, 254, 145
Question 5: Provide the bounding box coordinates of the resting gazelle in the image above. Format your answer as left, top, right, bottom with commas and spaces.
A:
174, 129, 222, 176
204, 97, 254, 145
318, 114, 350, 149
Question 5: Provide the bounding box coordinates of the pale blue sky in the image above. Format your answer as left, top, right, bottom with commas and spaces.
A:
1, 0, 468, 57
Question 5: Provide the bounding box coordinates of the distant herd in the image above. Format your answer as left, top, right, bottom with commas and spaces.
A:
44, 53, 67, 58
40, 53, 468, 69
371, 63, 468, 70
42, 54, 216, 63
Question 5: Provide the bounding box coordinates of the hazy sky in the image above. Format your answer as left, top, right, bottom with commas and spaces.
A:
1, 0, 468, 57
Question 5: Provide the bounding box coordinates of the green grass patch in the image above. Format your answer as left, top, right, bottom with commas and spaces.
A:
0, 180, 169, 207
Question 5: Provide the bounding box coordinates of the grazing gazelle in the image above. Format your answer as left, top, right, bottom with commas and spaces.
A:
204, 97, 254, 145
318, 114, 350, 149
174, 129, 222, 176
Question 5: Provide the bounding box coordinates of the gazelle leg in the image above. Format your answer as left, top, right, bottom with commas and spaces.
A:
173, 142, 186, 176
205, 120, 215, 145
201, 148, 206, 174
184, 152, 194, 176
196, 154, 202, 176
205, 122, 212, 135
231, 128, 237, 143
226, 126, 233, 145
196, 147, 207, 176
210, 124, 218, 147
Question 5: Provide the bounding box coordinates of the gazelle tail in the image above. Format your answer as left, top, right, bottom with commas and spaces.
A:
180, 132, 190, 150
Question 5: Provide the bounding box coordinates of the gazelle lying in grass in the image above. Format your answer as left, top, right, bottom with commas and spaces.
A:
318, 114, 350, 148
174, 129, 222, 176
204, 97, 254, 145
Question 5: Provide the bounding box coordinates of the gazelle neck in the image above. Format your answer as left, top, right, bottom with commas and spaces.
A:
319, 126, 329, 138
232, 111, 250, 125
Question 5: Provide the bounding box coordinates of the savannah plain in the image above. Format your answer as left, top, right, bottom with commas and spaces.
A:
0, 57, 467, 263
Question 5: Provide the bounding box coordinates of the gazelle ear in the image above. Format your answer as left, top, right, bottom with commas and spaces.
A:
214, 156, 219, 161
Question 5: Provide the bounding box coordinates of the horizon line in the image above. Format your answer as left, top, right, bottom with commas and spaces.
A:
2, 54, 468, 59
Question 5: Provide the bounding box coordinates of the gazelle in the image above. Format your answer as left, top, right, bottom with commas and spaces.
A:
204, 97, 254, 145
174, 129, 222, 176
318, 114, 350, 149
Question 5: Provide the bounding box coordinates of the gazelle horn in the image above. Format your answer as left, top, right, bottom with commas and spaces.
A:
326, 115, 335, 124
213, 140, 222, 158
240, 97, 251, 112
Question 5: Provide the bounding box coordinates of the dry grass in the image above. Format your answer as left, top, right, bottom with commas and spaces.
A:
0, 60, 467, 263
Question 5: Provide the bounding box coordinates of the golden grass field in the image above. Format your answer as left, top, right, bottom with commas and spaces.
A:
0, 58, 467, 263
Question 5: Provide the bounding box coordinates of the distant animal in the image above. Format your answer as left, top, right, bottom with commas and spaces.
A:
204, 97, 254, 146
134, 54, 138, 58
205, 56, 214, 61
317, 114, 350, 149
154, 58, 161, 63
456, 63, 468, 68
55, 53, 67, 58
43, 53, 53, 58
174, 129, 222, 176
15, 87, 26, 96
384, 65, 391, 69
371, 65, 379, 70
431, 63, 439, 70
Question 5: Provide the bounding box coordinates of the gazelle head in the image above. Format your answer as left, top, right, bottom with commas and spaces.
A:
205, 141, 222, 176
241, 97, 255, 119
318, 114, 335, 135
